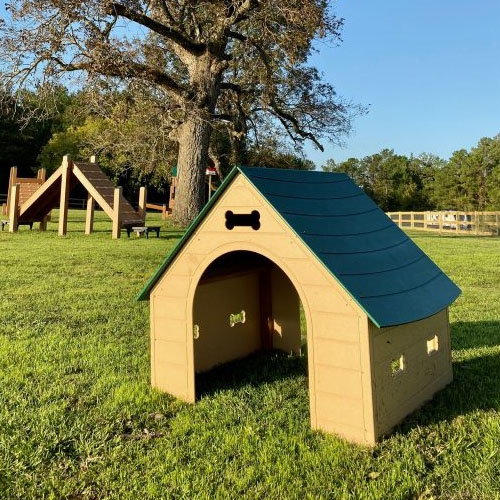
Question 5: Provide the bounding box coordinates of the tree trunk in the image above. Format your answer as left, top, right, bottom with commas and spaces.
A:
170, 50, 224, 226
173, 115, 212, 226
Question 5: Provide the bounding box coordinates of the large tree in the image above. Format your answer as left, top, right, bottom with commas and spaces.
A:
0, 0, 356, 224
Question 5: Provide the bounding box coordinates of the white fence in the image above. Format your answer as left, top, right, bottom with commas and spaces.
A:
387, 211, 500, 236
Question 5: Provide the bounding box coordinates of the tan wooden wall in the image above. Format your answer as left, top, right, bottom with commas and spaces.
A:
193, 271, 262, 373
150, 173, 377, 444
369, 308, 452, 438
270, 265, 301, 354
388, 211, 500, 236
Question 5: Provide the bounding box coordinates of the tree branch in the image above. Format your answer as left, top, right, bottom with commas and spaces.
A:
271, 102, 324, 151
51, 57, 189, 101
107, 3, 206, 55
227, 30, 324, 150
220, 82, 245, 92
155, 0, 177, 26
212, 113, 234, 121
225, 0, 261, 27
227, 30, 272, 83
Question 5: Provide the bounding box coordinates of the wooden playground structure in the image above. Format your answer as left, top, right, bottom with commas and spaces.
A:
3, 155, 146, 238
2, 167, 48, 227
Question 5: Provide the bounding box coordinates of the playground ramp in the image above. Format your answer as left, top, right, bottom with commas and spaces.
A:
19, 161, 143, 226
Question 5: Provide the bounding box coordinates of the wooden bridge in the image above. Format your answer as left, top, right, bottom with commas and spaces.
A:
6, 155, 146, 238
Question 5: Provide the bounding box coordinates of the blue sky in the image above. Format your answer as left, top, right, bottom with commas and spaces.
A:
1, 1, 499, 168
304, 0, 500, 166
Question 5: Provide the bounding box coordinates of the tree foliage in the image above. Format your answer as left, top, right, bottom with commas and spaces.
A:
0, 86, 69, 190
323, 135, 500, 212
0, 0, 358, 224
38, 90, 176, 189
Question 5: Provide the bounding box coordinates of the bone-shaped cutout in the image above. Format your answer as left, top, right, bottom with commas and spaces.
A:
225, 210, 261, 230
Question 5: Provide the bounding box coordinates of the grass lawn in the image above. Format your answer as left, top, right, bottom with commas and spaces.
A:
1, 211, 500, 499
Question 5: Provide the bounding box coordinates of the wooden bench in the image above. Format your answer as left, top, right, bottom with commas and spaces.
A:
126, 226, 161, 239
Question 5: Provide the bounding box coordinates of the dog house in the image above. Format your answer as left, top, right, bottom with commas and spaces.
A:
139, 167, 460, 445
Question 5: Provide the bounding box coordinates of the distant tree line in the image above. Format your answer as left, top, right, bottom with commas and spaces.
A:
0, 87, 315, 202
2, 85, 499, 212
323, 136, 500, 211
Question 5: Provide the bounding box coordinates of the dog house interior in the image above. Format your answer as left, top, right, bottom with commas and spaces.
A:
193, 250, 303, 374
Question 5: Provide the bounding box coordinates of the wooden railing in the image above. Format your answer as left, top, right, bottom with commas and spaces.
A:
387, 211, 500, 236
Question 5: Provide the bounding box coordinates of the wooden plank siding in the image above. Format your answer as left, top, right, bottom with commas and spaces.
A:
369, 309, 452, 437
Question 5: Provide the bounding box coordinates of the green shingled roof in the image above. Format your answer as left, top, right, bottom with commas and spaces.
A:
138, 166, 460, 328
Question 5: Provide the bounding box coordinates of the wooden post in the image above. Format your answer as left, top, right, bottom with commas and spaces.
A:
8, 183, 19, 233
38, 168, 48, 231
455, 211, 460, 234
398, 212, 401, 228
410, 212, 414, 229
112, 186, 122, 239
138, 186, 147, 222
424, 211, 428, 230
58, 155, 72, 236
37, 168, 47, 183
474, 211, 479, 235
439, 211, 443, 234
5, 166, 18, 216
85, 193, 95, 235
496, 212, 499, 237
162, 204, 167, 220
40, 215, 48, 231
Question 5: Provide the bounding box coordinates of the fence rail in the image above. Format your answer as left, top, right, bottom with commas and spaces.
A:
387, 211, 500, 236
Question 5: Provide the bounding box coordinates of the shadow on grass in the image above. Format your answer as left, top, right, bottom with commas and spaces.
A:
195, 350, 307, 400
29, 227, 185, 239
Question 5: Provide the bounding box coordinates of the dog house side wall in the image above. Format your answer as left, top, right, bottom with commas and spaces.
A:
150, 174, 377, 444
369, 308, 452, 438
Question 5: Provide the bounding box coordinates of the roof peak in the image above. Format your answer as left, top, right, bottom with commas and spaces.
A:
239, 166, 347, 178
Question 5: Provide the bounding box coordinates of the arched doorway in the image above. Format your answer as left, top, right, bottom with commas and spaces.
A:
192, 250, 306, 377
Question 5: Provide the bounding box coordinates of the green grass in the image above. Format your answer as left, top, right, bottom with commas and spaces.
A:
1, 214, 500, 499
